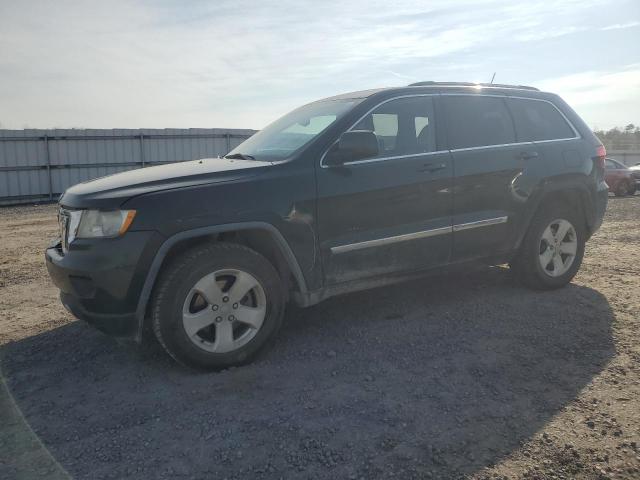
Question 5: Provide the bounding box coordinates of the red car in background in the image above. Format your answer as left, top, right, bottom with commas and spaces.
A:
629, 163, 640, 190
605, 158, 636, 196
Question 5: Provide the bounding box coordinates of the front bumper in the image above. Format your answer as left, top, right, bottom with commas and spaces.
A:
45, 231, 163, 339
59, 291, 138, 336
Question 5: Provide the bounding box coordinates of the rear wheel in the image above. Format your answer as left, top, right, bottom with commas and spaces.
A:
627, 182, 636, 196
614, 181, 630, 196
511, 204, 586, 290
152, 243, 285, 369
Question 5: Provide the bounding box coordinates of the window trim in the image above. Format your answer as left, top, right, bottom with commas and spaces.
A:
320, 93, 581, 168
441, 93, 580, 150
503, 95, 580, 144
320, 94, 445, 168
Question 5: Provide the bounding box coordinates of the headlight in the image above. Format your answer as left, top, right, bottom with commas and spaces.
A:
68, 210, 136, 244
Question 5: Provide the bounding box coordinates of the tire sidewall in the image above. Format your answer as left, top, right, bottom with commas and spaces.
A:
153, 245, 284, 369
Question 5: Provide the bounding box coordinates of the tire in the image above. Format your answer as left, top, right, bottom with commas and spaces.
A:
511, 203, 586, 290
628, 182, 637, 196
614, 181, 630, 197
151, 242, 285, 370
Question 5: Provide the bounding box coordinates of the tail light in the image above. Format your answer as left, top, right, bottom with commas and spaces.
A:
594, 145, 606, 169
593, 144, 606, 175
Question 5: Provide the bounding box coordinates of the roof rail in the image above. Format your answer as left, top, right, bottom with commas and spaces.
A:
408, 81, 539, 91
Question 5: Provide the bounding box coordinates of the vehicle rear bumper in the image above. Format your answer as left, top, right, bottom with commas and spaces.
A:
590, 184, 608, 235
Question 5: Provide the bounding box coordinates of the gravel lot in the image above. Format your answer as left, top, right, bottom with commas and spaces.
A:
1, 197, 639, 480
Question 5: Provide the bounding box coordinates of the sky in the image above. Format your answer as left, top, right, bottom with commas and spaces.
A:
0, 0, 638, 131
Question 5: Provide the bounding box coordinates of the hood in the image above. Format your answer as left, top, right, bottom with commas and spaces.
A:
60, 157, 271, 209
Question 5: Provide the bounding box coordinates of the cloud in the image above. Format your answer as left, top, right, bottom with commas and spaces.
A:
601, 21, 640, 30
538, 65, 640, 105
537, 65, 640, 127
0, 0, 636, 129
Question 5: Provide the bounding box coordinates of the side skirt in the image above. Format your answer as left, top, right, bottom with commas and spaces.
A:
292, 253, 513, 307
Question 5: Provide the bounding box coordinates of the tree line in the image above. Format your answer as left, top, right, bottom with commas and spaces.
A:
594, 124, 640, 151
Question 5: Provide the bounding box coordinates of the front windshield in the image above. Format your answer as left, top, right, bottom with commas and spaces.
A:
226, 99, 358, 161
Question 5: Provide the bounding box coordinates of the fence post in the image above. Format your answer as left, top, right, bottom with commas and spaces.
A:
44, 134, 53, 201
139, 133, 146, 167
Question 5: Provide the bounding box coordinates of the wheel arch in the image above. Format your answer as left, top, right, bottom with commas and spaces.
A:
513, 181, 593, 252
133, 222, 308, 342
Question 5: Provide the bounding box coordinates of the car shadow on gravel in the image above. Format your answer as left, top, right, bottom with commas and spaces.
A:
2, 267, 615, 480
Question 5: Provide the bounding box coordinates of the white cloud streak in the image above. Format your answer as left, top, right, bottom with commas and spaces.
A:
601, 21, 640, 30
538, 64, 640, 128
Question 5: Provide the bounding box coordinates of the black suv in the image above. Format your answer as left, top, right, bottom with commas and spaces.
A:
46, 82, 609, 369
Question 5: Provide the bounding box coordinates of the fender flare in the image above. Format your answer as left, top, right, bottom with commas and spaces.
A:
513, 179, 594, 251
133, 222, 308, 341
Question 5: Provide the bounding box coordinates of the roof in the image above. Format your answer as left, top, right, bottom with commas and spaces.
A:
315, 82, 547, 105
407, 81, 539, 91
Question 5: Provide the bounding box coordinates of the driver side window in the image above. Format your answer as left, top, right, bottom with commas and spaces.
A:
351, 96, 436, 160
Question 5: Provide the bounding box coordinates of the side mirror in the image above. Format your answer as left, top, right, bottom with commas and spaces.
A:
325, 130, 379, 166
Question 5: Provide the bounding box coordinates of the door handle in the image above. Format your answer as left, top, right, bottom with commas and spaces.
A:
518, 151, 539, 160
419, 162, 447, 173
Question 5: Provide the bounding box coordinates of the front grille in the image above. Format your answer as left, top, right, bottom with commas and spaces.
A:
58, 208, 70, 254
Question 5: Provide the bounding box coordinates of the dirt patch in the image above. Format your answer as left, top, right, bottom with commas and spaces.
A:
0, 197, 639, 479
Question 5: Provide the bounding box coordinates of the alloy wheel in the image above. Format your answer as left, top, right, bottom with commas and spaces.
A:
182, 269, 266, 353
538, 218, 578, 277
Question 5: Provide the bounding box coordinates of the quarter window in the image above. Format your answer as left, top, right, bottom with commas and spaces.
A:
443, 96, 516, 149
508, 98, 575, 141
351, 96, 437, 158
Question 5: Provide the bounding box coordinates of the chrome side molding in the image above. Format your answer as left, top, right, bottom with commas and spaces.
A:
331, 226, 452, 254
330, 216, 508, 254
452, 216, 508, 232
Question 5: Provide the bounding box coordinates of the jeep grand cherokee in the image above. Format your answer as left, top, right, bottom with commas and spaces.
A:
46, 81, 609, 369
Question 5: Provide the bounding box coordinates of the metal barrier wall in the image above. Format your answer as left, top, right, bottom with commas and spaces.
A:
2, 130, 636, 207
0, 128, 255, 206
609, 151, 640, 167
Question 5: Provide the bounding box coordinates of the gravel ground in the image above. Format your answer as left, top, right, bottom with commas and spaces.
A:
0, 197, 639, 480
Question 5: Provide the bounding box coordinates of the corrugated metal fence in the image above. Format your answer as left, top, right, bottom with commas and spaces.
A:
0, 128, 255, 206
609, 150, 640, 167
1, 130, 637, 207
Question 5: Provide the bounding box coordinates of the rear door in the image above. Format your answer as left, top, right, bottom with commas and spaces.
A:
443, 94, 531, 261
316, 95, 453, 285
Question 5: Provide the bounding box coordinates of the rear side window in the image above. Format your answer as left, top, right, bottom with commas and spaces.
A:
606, 159, 625, 169
443, 96, 516, 149
352, 96, 436, 157
508, 98, 575, 141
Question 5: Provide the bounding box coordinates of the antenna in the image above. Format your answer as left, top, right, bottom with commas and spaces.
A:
490, 72, 496, 84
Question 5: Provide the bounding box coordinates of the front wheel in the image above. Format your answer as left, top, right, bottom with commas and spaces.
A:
151, 243, 285, 370
511, 204, 586, 290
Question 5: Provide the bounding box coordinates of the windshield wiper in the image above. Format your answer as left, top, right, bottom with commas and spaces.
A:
224, 153, 256, 160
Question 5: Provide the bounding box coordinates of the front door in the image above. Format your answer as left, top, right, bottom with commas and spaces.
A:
315, 95, 453, 285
